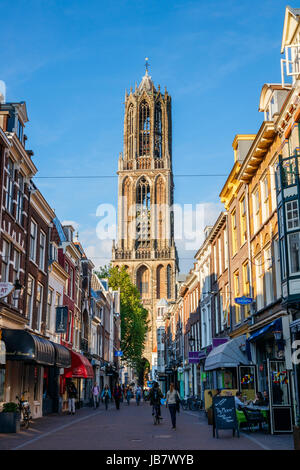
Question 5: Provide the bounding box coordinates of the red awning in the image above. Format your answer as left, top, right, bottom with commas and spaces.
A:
64, 350, 94, 379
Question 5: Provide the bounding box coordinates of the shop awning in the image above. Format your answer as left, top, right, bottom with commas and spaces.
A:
204, 335, 249, 371
50, 342, 71, 368
248, 318, 282, 342
64, 350, 94, 378
1, 329, 55, 366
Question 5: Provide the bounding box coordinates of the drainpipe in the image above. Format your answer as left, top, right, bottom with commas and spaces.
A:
245, 185, 254, 326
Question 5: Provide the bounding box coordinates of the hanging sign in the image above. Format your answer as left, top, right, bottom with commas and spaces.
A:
55, 306, 68, 333
114, 351, 123, 357
0, 282, 14, 299
234, 296, 253, 305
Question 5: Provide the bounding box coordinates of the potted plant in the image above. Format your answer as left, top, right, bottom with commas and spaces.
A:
0, 402, 20, 433
293, 415, 300, 450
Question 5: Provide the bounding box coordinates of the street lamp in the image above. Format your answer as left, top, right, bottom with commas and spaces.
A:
12, 279, 23, 301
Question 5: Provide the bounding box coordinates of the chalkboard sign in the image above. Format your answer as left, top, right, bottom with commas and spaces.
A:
212, 396, 239, 438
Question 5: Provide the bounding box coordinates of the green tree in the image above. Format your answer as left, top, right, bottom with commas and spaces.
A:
97, 266, 148, 368
94, 263, 111, 279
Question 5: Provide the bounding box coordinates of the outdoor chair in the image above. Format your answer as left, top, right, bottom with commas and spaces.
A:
242, 408, 267, 433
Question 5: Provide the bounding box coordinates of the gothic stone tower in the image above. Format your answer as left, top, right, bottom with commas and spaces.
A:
112, 67, 178, 366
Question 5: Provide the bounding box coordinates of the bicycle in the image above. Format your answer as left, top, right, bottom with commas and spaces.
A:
153, 404, 161, 425
16, 392, 31, 429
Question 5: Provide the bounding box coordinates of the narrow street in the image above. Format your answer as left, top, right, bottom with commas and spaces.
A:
0, 400, 293, 451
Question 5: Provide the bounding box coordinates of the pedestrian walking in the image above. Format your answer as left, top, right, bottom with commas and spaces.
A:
166, 382, 180, 430
66, 380, 78, 415
113, 383, 122, 410
126, 386, 132, 405
101, 385, 111, 410
92, 382, 100, 409
135, 384, 142, 406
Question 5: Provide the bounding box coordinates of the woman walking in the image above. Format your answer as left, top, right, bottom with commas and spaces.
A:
101, 385, 111, 410
166, 383, 180, 430
126, 386, 132, 405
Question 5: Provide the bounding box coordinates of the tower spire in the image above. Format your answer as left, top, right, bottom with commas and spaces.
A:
145, 57, 150, 75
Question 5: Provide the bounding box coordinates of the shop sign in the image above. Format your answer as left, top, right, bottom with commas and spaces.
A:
201, 372, 207, 382
0, 340, 6, 365
165, 368, 173, 374
189, 351, 200, 364
234, 296, 253, 305
0, 282, 14, 299
55, 306, 68, 333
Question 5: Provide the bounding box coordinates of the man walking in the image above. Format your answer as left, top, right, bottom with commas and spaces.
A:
101, 385, 111, 410
113, 383, 122, 410
66, 380, 77, 415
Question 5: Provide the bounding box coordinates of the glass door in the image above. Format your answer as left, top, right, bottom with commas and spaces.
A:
267, 359, 293, 433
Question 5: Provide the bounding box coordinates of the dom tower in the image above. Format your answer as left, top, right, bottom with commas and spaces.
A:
112, 63, 178, 368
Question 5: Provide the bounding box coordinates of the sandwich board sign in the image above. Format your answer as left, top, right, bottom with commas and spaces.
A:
212, 396, 239, 438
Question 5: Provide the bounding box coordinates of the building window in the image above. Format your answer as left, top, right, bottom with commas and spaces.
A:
285, 200, 300, 231
17, 119, 24, 144
273, 238, 281, 299
5, 158, 14, 214
39, 231, 46, 271
255, 257, 263, 310
30, 220, 37, 262
253, 189, 260, 233
231, 210, 238, 255
240, 197, 247, 245
127, 104, 134, 160
36, 284, 43, 332
26, 276, 35, 327
67, 312, 73, 342
215, 295, 219, 335
218, 237, 222, 274
1, 239, 10, 282
261, 175, 269, 222
234, 271, 241, 324
243, 261, 250, 317
12, 249, 21, 308
264, 247, 273, 305
288, 232, 300, 274
46, 288, 53, 330
69, 267, 74, 299
224, 228, 228, 269
16, 173, 24, 225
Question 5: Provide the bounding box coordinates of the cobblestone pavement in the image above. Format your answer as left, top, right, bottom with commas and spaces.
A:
0, 400, 294, 450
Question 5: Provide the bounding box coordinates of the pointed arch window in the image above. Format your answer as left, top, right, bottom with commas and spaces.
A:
139, 100, 150, 156
154, 102, 162, 158
136, 177, 151, 248
137, 265, 150, 298
127, 104, 134, 160
167, 265, 172, 299
157, 265, 164, 299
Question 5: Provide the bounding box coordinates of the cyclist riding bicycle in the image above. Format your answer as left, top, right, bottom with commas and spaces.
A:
149, 382, 163, 418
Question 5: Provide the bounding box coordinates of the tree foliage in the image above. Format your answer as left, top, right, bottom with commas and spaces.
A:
96, 266, 148, 368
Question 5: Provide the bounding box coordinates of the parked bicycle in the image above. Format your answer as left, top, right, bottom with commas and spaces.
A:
16, 392, 32, 429
181, 395, 203, 411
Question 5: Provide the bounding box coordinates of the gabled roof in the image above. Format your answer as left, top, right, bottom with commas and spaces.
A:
281, 6, 300, 53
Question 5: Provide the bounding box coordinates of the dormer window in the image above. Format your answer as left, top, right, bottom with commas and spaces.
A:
17, 119, 24, 144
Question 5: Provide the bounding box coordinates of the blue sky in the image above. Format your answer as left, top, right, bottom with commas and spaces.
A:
1, 0, 290, 272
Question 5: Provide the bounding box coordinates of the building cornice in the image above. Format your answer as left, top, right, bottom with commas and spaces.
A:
238, 121, 276, 183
